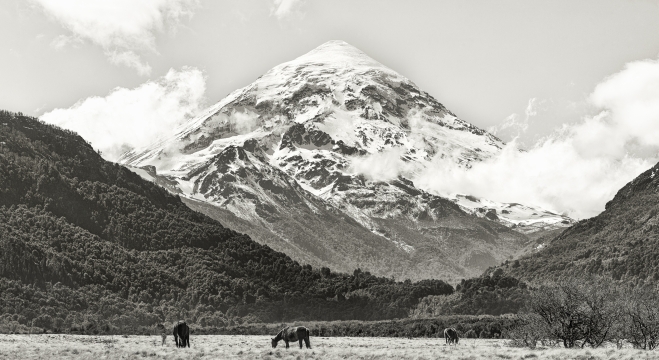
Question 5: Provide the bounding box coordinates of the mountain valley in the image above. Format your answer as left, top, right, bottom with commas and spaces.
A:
119, 40, 572, 281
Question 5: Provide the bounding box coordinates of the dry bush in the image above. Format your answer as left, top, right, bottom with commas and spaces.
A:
622, 287, 659, 350
512, 278, 623, 348
507, 314, 548, 349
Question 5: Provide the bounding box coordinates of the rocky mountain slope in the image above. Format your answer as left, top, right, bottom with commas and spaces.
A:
119, 41, 570, 281
501, 160, 659, 284
450, 194, 573, 234
0, 110, 454, 330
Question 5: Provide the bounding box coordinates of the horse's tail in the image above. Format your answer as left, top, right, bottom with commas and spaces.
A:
304, 328, 311, 349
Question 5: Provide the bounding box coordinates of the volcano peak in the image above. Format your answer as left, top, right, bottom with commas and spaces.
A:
284, 39, 388, 71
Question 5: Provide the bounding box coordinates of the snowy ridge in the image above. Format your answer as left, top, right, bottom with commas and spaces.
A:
451, 194, 574, 233
119, 40, 571, 280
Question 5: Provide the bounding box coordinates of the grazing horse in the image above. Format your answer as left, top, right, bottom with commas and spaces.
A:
271, 326, 311, 349
444, 328, 459, 345
173, 321, 190, 348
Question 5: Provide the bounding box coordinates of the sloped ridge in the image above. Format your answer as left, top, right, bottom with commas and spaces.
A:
502, 160, 659, 283
606, 162, 659, 210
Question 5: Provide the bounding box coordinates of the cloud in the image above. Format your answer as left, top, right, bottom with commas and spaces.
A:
49, 34, 83, 50
489, 97, 590, 149
40, 67, 206, 161
350, 147, 412, 182
414, 139, 650, 219
271, 0, 305, 19
414, 57, 659, 219
202, 110, 261, 136
229, 111, 261, 134
590, 59, 659, 150
32, 0, 198, 74
107, 50, 152, 76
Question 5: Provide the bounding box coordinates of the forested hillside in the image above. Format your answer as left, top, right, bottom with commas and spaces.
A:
501, 160, 659, 285
409, 269, 529, 319
0, 111, 452, 333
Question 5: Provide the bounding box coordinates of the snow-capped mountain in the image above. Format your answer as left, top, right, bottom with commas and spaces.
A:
451, 194, 573, 234
119, 40, 569, 281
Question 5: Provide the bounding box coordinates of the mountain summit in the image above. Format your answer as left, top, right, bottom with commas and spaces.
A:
120, 40, 504, 169
120, 41, 570, 281
289, 40, 388, 67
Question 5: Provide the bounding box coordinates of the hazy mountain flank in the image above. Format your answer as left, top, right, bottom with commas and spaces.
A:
120, 40, 572, 281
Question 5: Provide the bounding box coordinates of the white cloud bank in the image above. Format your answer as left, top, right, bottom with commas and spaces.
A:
33, 0, 198, 75
415, 58, 659, 219
40, 67, 206, 161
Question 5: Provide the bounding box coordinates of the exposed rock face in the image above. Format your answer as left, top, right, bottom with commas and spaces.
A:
119, 40, 568, 281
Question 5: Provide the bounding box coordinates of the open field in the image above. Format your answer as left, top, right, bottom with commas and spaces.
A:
0, 335, 656, 359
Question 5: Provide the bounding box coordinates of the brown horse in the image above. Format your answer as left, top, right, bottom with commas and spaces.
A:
444, 328, 459, 345
173, 321, 190, 348
271, 326, 311, 349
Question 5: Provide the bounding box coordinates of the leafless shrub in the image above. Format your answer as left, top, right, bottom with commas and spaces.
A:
512, 278, 622, 348
507, 314, 547, 349
621, 287, 659, 350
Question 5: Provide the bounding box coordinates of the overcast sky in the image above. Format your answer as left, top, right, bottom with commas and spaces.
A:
2, 0, 659, 218
1, 0, 657, 130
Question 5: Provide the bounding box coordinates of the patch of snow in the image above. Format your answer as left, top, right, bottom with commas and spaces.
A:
451, 194, 574, 232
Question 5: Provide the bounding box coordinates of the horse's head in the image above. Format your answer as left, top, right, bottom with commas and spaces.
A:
271, 338, 278, 348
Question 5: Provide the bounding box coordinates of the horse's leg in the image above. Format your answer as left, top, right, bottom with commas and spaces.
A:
284, 340, 289, 349
304, 336, 311, 349
299, 339, 303, 349
187, 336, 190, 348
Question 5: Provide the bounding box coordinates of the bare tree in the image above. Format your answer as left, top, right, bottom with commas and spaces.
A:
507, 313, 548, 349
580, 280, 622, 348
528, 280, 586, 348
518, 278, 621, 348
622, 287, 659, 350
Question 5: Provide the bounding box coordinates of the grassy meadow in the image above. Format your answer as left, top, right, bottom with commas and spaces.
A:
0, 334, 655, 360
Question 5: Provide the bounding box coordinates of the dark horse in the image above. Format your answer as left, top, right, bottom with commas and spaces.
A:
271, 326, 311, 349
173, 321, 190, 348
444, 327, 459, 345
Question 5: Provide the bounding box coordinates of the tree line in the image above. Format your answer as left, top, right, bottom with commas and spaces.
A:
410, 269, 529, 317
